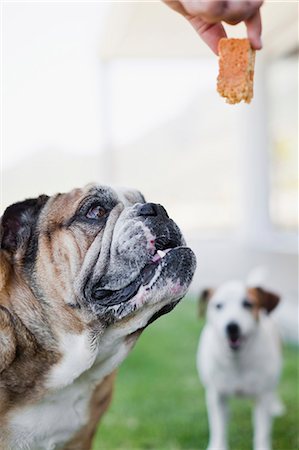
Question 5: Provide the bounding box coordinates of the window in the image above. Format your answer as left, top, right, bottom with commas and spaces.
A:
105, 59, 241, 234
268, 55, 298, 230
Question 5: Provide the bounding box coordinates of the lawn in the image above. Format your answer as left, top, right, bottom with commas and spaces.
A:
92, 298, 299, 450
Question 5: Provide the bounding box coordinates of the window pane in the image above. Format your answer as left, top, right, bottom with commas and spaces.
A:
268, 56, 298, 230
108, 60, 241, 234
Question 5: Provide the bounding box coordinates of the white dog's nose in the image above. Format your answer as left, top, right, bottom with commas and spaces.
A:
226, 322, 240, 337
226, 322, 242, 350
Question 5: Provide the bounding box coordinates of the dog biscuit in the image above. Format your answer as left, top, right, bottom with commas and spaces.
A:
217, 38, 255, 104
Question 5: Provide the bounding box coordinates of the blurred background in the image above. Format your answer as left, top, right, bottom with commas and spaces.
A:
1, 0, 297, 340
1, 1, 298, 448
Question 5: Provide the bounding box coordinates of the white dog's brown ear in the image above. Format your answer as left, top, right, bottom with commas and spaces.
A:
256, 287, 280, 314
198, 288, 213, 318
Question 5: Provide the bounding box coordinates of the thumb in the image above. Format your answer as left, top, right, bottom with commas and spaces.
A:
189, 17, 227, 55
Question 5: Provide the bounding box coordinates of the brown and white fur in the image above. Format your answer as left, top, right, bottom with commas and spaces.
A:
197, 281, 284, 450
0, 184, 196, 450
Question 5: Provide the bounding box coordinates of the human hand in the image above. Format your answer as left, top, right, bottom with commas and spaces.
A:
163, 0, 263, 54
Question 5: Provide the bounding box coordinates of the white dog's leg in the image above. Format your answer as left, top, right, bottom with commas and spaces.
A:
253, 395, 273, 450
206, 389, 228, 450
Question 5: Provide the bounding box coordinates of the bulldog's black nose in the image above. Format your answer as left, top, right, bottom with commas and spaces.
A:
138, 203, 169, 219
226, 322, 240, 337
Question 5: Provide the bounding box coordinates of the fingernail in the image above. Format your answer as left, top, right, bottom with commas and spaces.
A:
255, 36, 263, 50
258, 36, 263, 49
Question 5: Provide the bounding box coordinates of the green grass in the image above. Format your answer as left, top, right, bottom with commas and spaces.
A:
92, 299, 299, 450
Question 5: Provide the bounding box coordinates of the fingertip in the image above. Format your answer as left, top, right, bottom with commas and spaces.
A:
246, 10, 263, 50
212, 46, 219, 56
209, 39, 221, 56
251, 36, 263, 51
206, 33, 225, 56
190, 19, 227, 55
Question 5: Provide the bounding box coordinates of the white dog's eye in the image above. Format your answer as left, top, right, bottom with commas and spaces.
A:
215, 303, 223, 310
242, 299, 253, 309
86, 205, 107, 220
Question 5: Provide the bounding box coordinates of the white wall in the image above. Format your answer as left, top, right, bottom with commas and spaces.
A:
1, 3, 110, 208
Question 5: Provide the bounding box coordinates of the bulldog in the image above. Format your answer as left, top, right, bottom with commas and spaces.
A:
0, 184, 196, 450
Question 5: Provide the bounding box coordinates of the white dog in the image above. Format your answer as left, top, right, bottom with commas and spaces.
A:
197, 281, 284, 450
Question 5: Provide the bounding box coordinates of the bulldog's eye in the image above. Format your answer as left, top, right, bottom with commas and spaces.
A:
215, 303, 223, 310
86, 205, 107, 220
242, 299, 253, 309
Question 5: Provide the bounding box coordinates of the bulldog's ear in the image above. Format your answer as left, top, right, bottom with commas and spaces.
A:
198, 288, 214, 318
256, 287, 280, 314
0, 195, 49, 254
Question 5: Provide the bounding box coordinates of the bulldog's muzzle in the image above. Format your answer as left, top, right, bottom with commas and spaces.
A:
77, 197, 196, 322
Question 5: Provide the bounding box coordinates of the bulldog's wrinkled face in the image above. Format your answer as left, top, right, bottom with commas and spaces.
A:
1, 184, 196, 325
